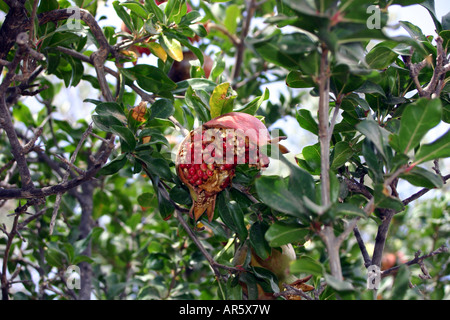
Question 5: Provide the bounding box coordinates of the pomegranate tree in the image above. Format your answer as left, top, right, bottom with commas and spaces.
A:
176, 112, 273, 221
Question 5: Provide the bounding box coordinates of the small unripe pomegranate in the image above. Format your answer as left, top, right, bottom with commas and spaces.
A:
176, 112, 272, 221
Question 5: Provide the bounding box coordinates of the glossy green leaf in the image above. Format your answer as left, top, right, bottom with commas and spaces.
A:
255, 175, 305, 217
149, 98, 175, 120
296, 109, 318, 135
110, 125, 136, 152
356, 119, 391, 162
113, 0, 133, 32
249, 221, 271, 260
235, 88, 269, 115
98, 153, 128, 176
374, 184, 405, 212
217, 193, 247, 241
120, 1, 148, 20
264, 221, 309, 248
185, 86, 211, 123
324, 273, 355, 292
398, 98, 442, 154
290, 256, 324, 277
251, 32, 316, 71
302, 144, 321, 175
414, 129, 450, 164
400, 166, 444, 189
95, 102, 127, 124
286, 70, 316, 88
332, 203, 366, 218
122, 65, 176, 94
331, 141, 354, 170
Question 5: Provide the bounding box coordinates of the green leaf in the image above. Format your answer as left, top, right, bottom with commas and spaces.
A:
209, 82, 236, 118
255, 175, 305, 217
356, 119, 391, 162
290, 256, 324, 277
122, 65, 176, 94
164, 0, 186, 24
113, 0, 134, 32
217, 193, 248, 241
92, 115, 125, 132
251, 32, 317, 71
136, 154, 173, 181
185, 86, 211, 123
149, 98, 175, 121
400, 166, 444, 189
414, 129, 450, 164
365, 42, 400, 69
398, 98, 442, 154
302, 144, 321, 175
296, 109, 318, 135
286, 70, 316, 88
331, 141, 354, 170
264, 221, 309, 248
324, 273, 355, 292
249, 221, 271, 260
137, 192, 154, 208
224, 4, 240, 34
374, 184, 405, 212
137, 128, 170, 148
95, 102, 127, 124
420, 0, 442, 34
144, 0, 164, 22
235, 88, 269, 115
110, 125, 136, 153
169, 185, 192, 206
279, 153, 316, 203
332, 203, 366, 218
120, 1, 148, 20
98, 153, 128, 176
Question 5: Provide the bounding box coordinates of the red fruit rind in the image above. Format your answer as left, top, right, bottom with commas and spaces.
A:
176, 112, 272, 222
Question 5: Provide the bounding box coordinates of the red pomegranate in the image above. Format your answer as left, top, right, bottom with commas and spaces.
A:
176, 112, 274, 221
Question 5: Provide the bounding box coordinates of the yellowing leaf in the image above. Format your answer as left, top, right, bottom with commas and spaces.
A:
148, 42, 167, 62
161, 35, 183, 62
209, 82, 236, 119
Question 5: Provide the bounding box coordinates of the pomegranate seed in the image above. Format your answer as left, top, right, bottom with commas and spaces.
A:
202, 172, 209, 180
191, 174, 198, 182
200, 163, 208, 171
196, 179, 203, 185
197, 169, 203, 176
207, 170, 214, 176
189, 167, 196, 176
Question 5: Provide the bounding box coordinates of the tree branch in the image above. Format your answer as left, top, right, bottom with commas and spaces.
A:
381, 245, 448, 278
0, 33, 34, 190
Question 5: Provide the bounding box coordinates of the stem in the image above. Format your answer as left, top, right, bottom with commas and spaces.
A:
318, 44, 331, 208
317, 43, 344, 280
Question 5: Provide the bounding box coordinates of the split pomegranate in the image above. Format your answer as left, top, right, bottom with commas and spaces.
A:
176, 112, 272, 221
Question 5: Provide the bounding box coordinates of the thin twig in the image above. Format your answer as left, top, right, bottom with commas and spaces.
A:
49, 124, 93, 235
381, 245, 448, 278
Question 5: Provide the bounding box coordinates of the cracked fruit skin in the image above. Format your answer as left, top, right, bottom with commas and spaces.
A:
176, 112, 271, 221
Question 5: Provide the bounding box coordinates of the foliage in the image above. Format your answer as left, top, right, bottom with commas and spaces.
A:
0, 0, 449, 300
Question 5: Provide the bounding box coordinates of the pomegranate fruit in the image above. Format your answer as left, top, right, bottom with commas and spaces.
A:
176, 112, 272, 221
